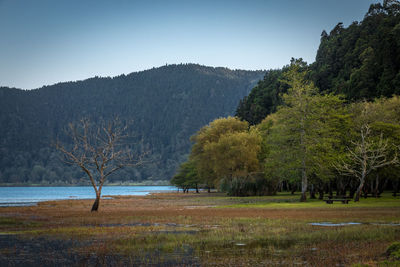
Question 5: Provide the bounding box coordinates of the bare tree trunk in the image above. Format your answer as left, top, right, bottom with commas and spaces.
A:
91, 192, 101, 212
354, 174, 366, 202
354, 183, 363, 202
56, 118, 145, 212
393, 180, 399, 197
373, 173, 379, 198
337, 178, 346, 196
349, 179, 357, 198
291, 183, 296, 195
328, 182, 333, 198
300, 168, 307, 202
355, 149, 368, 202
379, 178, 388, 196
299, 122, 307, 202
318, 185, 324, 200
309, 184, 316, 199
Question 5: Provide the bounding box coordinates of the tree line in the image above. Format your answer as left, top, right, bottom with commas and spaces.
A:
172, 60, 400, 201
179, 1, 400, 201
236, 0, 400, 126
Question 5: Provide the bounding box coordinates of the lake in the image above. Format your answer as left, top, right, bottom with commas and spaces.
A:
0, 186, 177, 207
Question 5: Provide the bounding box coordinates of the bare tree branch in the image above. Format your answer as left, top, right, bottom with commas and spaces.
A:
56, 117, 146, 211
334, 123, 398, 201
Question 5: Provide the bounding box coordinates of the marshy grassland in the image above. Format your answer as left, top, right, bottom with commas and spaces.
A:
0, 192, 399, 266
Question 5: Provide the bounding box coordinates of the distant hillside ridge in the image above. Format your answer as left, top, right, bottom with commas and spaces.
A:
0, 64, 264, 184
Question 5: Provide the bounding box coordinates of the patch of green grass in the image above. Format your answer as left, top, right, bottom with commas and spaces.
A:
107, 216, 399, 261
2, 192, 398, 266
218, 193, 400, 209
0, 217, 23, 226
377, 260, 400, 266
0, 217, 42, 228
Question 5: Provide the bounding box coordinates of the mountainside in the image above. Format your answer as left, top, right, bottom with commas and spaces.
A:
313, 1, 400, 99
0, 64, 264, 184
236, 1, 400, 125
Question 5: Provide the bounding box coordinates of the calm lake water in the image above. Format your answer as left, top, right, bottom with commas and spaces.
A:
0, 186, 177, 207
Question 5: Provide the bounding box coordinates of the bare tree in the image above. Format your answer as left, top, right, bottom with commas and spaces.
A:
334, 124, 398, 201
56, 118, 145, 211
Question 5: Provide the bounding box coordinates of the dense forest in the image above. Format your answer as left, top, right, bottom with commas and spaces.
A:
236, 0, 400, 125
173, 1, 400, 201
0, 64, 264, 185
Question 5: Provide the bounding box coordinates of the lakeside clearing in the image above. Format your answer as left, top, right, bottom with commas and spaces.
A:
0, 192, 399, 266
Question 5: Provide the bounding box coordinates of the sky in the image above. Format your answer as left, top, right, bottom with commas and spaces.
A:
0, 0, 380, 89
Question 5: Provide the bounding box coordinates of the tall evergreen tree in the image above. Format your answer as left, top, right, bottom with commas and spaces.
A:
263, 60, 346, 201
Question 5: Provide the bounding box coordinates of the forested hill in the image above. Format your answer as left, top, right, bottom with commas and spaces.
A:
0, 64, 264, 184
236, 1, 400, 125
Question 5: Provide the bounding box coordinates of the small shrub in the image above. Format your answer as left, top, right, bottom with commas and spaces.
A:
378, 260, 400, 266
386, 242, 400, 259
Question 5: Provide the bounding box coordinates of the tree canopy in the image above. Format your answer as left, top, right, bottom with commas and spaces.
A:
236, 2, 400, 125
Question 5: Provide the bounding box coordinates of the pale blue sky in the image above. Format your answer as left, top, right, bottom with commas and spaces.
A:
0, 0, 379, 89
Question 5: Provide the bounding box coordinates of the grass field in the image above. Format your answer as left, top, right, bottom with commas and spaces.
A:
0, 192, 399, 266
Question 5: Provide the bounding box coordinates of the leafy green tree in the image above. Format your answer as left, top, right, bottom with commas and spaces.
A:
363, 97, 400, 195
204, 129, 262, 194
183, 116, 263, 196
190, 117, 249, 188
170, 160, 200, 193
235, 68, 289, 125
262, 61, 346, 201
335, 124, 398, 201
335, 100, 399, 201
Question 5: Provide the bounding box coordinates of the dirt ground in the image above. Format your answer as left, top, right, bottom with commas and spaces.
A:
0, 192, 399, 266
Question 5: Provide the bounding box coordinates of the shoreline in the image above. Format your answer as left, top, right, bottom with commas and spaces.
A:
0, 186, 177, 207
0, 183, 171, 187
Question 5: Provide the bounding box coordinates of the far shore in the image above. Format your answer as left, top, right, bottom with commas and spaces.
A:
0, 181, 171, 187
